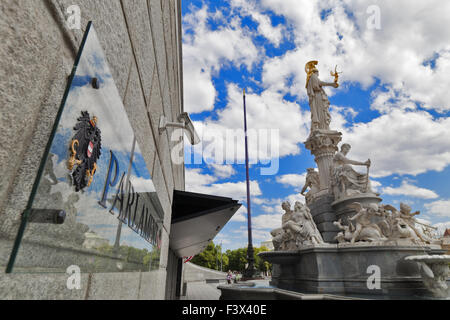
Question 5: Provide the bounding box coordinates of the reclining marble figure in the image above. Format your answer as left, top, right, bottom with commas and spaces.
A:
271, 201, 324, 250
334, 202, 435, 244
378, 203, 433, 243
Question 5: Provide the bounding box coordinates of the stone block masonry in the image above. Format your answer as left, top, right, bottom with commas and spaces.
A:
0, 0, 184, 300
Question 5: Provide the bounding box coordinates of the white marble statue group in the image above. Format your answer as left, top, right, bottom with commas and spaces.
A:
303, 60, 376, 202
271, 201, 324, 251
271, 200, 434, 250
270, 60, 437, 250
333, 202, 434, 244
301, 143, 376, 204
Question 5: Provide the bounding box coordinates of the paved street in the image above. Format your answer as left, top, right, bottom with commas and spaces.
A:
181, 279, 272, 300
182, 281, 223, 300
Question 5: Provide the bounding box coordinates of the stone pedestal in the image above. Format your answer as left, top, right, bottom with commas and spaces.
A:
260, 244, 449, 298
308, 192, 339, 243
304, 130, 342, 190
332, 193, 383, 225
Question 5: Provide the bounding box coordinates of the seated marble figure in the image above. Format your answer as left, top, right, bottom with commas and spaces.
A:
331, 143, 375, 200
300, 168, 320, 204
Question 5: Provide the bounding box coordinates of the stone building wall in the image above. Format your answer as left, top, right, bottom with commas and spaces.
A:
0, 0, 184, 299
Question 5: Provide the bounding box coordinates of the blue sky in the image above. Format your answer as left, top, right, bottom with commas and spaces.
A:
181, 0, 450, 250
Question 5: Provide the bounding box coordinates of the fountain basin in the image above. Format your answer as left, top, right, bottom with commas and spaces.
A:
217, 281, 360, 300
405, 255, 450, 299
259, 243, 449, 298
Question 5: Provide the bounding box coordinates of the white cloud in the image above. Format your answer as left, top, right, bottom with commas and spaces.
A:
185, 168, 262, 201
183, 58, 216, 113
252, 213, 282, 230
212, 233, 232, 245
261, 205, 277, 214
232, 226, 272, 241
381, 181, 438, 199
252, 12, 284, 47
208, 164, 237, 179
181, 1, 450, 247
424, 200, 450, 218
129, 175, 156, 193
253, 193, 305, 214
185, 168, 217, 187
433, 221, 450, 236
251, 2, 450, 180
370, 180, 381, 193
197, 84, 310, 163
230, 0, 285, 47
276, 173, 306, 191
183, 1, 450, 179
340, 110, 450, 177
230, 205, 247, 222
259, 0, 450, 113
183, 5, 261, 114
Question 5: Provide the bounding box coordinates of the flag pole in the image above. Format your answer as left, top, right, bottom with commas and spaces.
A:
243, 88, 255, 279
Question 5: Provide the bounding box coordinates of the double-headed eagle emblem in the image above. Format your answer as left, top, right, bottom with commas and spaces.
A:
67, 111, 102, 192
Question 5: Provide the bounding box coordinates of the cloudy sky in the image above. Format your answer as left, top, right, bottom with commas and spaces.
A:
181, 0, 450, 250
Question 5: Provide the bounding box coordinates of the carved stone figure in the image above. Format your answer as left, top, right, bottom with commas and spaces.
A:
334, 219, 355, 243
398, 203, 434, 243
378, 203, 433, 244
331, 143, 373, 200
280, 201, 298, 250
405, 255, 450, 298
300, 168, 321, 204
305, 61, 339, 132
422, 226, 436, 240
288, 202, 324, 245
271, 201, 324, 250
346, 202, 387, 243
271, 201, 296, 250
270, 228, 283, 251
393, 218, 422, 243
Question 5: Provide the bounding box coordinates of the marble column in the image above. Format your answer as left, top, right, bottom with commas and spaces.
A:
304, 130, 342, 190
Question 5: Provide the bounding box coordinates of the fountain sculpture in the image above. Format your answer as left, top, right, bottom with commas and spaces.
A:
259, 61, 450, 299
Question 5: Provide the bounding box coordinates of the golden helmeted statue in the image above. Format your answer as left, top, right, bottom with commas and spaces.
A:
305, 61, 340, 132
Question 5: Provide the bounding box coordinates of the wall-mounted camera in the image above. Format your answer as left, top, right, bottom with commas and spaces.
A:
159, 112, 200, 145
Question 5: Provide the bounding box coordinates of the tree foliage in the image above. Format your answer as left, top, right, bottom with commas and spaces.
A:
191, 242, 272, 273
190, 242, 228, 271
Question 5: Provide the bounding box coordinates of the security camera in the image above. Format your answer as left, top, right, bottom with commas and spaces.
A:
159, 112, 200, 145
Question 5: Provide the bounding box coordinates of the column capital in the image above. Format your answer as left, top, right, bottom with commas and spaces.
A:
304, 129, 342, 156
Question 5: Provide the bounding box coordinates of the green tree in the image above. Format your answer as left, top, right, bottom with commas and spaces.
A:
254, 246, 272, 274
224, 246, 272, 274
191, 243, 272, 274
225, 247, 247, 272
191, 242, 225, 270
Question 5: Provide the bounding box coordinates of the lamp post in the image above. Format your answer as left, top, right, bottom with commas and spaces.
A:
220, 241, 223, 272
242, 88, 255, 279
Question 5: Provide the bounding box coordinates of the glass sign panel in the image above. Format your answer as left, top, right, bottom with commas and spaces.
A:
7, 23, 163, 273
